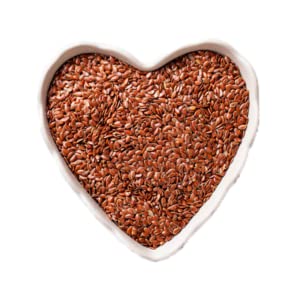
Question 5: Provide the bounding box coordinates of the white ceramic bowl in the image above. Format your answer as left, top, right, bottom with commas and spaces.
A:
40, 40, 259, 261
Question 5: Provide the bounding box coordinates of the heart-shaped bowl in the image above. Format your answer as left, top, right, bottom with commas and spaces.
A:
40, 40, 259, 261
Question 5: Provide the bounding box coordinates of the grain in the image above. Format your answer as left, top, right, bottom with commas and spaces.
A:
47, 50, 249, 249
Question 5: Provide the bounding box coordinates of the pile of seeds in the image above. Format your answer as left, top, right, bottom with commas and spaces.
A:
47, 51, 249, 249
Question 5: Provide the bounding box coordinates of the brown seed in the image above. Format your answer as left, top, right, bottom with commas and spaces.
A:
47, 50, 249, 249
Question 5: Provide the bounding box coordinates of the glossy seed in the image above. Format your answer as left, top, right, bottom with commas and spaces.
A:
47, 51, 249, 249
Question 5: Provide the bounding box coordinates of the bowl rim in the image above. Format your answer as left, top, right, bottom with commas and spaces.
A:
39, 40, 259, 261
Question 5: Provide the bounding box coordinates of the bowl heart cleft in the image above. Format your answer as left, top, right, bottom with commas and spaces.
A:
47, 51, 249, 249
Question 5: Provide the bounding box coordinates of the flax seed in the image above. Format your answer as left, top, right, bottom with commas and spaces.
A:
47, 50, 249, 249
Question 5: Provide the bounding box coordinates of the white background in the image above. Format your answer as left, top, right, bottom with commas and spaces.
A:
0, 0, 299, 299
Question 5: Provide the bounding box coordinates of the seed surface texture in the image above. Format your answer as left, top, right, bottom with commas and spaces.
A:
47, 51, 249, 248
